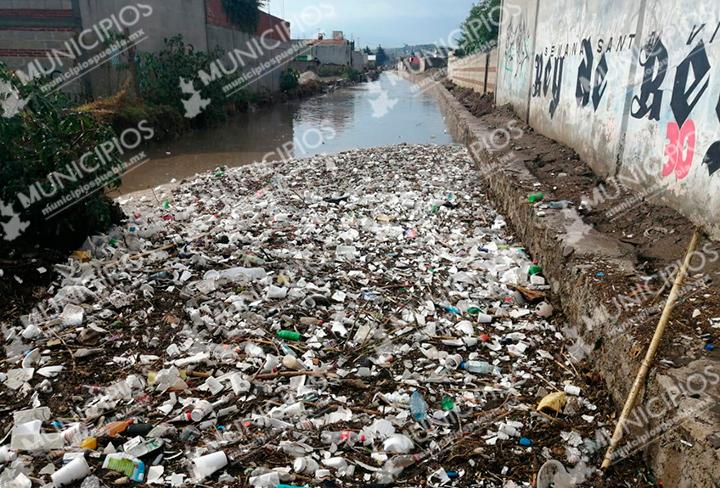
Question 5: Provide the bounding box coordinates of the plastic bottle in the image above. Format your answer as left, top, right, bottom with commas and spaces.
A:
461, 360, 499, 375
180, 425, 200, 442
441, 396, 455, 411
277, 330, 302, 341
528, 264, 543, 276
528, 192, 544, 203
190, 400, 214, 422
547, 200, 572, 209
320, 430, 365, 445
103, 419, 133, 437
409, 390, 428, 421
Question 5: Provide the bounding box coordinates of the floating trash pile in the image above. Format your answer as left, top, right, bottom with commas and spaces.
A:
1, 145, 649, 487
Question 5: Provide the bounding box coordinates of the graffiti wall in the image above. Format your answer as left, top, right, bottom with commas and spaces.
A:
494, 0, 720, 235
496, 0, 537, 120
528, 0, 643, 177
621, 0, 720, 231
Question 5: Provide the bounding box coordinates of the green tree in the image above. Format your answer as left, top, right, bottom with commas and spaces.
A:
221, 0, 266, 33
457, 0, 502, 54
364, 46, 372, 54
136, 35, 226, 125
375, 46, 388, 66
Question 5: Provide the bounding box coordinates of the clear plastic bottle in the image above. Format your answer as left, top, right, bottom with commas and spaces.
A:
409, 390, 428, 421
462, 360, 500, 375
320, 430, 365, 445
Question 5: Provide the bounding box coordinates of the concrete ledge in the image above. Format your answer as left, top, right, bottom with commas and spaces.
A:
429, 79, 720, 487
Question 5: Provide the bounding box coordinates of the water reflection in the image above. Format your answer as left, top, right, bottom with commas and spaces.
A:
118, 72, 454, 194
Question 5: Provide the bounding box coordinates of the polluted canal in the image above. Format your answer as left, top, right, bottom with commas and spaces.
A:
1, 127, 653, 485
117, 72, 453, 194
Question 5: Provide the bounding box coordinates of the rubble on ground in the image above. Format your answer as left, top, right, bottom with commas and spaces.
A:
0, 145, 652, 487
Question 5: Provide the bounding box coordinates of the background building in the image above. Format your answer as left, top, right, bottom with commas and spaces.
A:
0, 0, 291, 97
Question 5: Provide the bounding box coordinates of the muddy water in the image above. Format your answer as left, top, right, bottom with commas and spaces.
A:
117, 72, 454, 194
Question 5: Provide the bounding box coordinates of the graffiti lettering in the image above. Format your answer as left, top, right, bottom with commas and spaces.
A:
631, 35, 668, 121
592, 52, 608, 109
549, 57, 564, 118
703, 96, 720, 176
670, 40, 710, 127
532, 54, 543, 97
533, 54, 565, 118
663, 119, 696, 180
703, 142, 720, 176
686, 24, 706, 45
543, 58, 552, 96
575, 37, 608, 111
576, 38, 593, 107
503, 15, 530, 78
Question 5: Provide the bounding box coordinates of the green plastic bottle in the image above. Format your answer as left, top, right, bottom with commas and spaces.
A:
528, 264, 543, 276
277, 330, 302, 341
528, 192, 544, 203
441, 395, 455, 411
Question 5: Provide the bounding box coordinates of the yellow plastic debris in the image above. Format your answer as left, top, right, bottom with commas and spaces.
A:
537, 391, 567, 414
72, 250, 92, 262
80, 437, 97, 449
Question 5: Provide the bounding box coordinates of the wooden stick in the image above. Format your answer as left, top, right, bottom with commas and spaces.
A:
601, 229, 701, 469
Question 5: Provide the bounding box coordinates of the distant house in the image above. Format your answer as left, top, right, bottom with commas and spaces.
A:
290, 31, 366, 74
312, 38, 353, 66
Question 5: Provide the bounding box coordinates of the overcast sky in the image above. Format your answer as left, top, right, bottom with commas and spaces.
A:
263, 0, 477, 48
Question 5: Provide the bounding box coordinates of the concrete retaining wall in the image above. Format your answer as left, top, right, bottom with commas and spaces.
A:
528, 0, 643, 178
448, 49, 498, 95
621, 0, 720, 240
492, 0, 720, 238
495, 0, 536, 120
79, 0, 208, 55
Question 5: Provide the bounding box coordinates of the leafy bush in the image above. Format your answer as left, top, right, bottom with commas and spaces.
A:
0, 64, 124, 252
280, 69, 299, 92
136, 35, 227, 125
344, 68, 364, 82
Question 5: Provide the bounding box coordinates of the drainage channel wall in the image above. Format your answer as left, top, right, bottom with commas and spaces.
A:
490, 0, 720, 240
427, 75, 720, 487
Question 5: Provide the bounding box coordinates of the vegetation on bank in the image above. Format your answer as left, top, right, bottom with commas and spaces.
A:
0, 26, 368, 254
113, 35, 327, 138
0, 65, 124, 253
